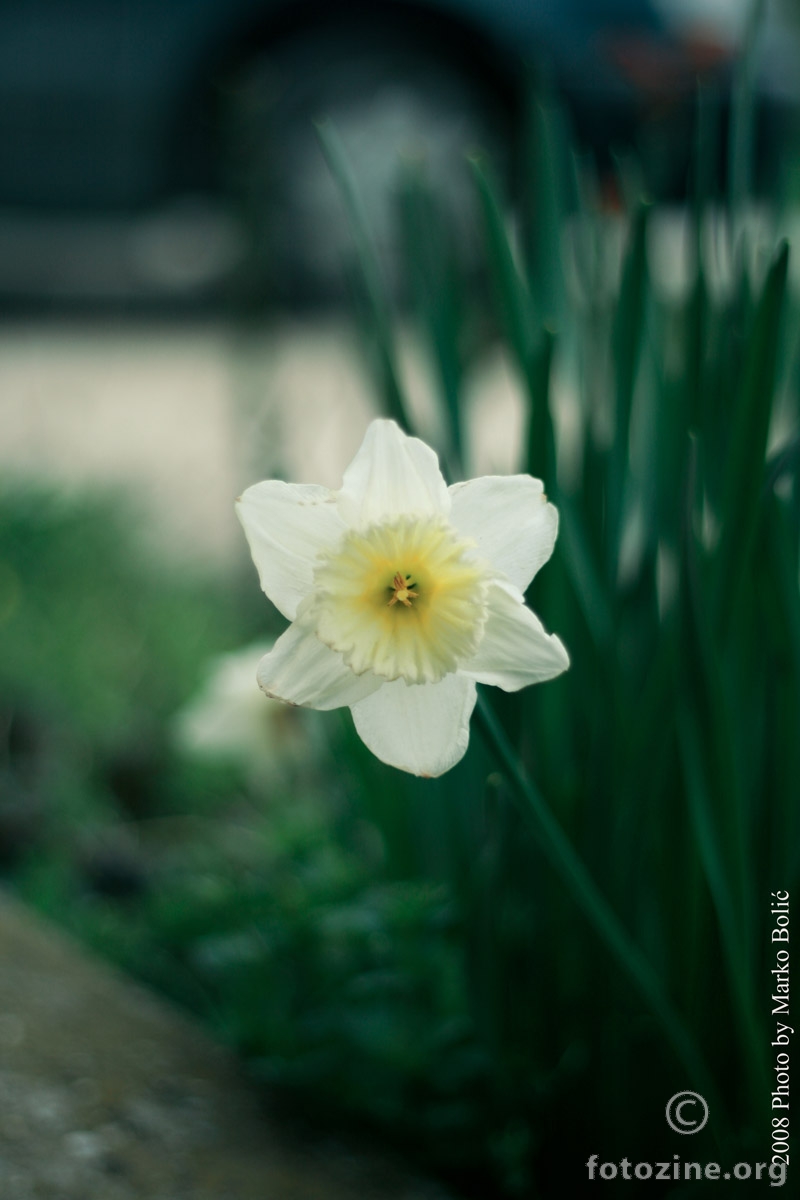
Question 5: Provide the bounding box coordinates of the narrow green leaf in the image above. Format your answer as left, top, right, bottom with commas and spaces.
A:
715, 240, 790, 624
676, 708, 769, 1115
652, 278, 706, 553
521, 88, 569, 327
729, 0, 766, 222
523, 326, 556, 483
680, 486, 752, 931
557, 495, 614, 652
474, 693, 728, 1138
315, 119, 410, 431
398, 164, 464, 471
607, 202, 650, 571
469, 153, 535, 373
764, 434, 800, 499
692, 84, 719, 226
762, 494, 800, 886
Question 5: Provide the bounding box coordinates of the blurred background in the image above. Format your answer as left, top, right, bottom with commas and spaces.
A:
1, 0, 798, 310
2, 1, 800, 1196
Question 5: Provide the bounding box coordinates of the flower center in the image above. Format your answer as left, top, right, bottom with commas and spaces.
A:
387, 571, 418, 608
304, 514, 490, 684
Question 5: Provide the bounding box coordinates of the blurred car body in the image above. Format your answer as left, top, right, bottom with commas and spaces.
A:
0, 0, 787, 305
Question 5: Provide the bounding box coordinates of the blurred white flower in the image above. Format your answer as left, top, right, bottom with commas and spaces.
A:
236, 419, 568, 777
173, 640, 313, 778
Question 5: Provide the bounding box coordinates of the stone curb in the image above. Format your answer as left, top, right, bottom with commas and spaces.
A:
0, 891, 448, 1200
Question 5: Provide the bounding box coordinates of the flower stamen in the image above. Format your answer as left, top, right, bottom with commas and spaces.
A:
307, 513, 490, 684
387, 571, 418, 608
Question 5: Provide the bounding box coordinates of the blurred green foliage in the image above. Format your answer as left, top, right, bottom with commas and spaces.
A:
320, 52, 800, 1195
0, 487, 504, 1188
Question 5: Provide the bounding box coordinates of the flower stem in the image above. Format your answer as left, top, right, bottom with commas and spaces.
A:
474, 691, 727, 1135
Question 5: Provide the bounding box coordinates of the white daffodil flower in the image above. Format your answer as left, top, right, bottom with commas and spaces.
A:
236, 419, 568, 777
173, 641, 319, 781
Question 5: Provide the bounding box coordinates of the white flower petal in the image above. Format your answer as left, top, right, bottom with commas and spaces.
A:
461, 581, 569, 691
349, 673, 476, 777
236, 481, 346, 620
337, 419, 450, 528
257, 622, 383, 710
448, 475, 558, 592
